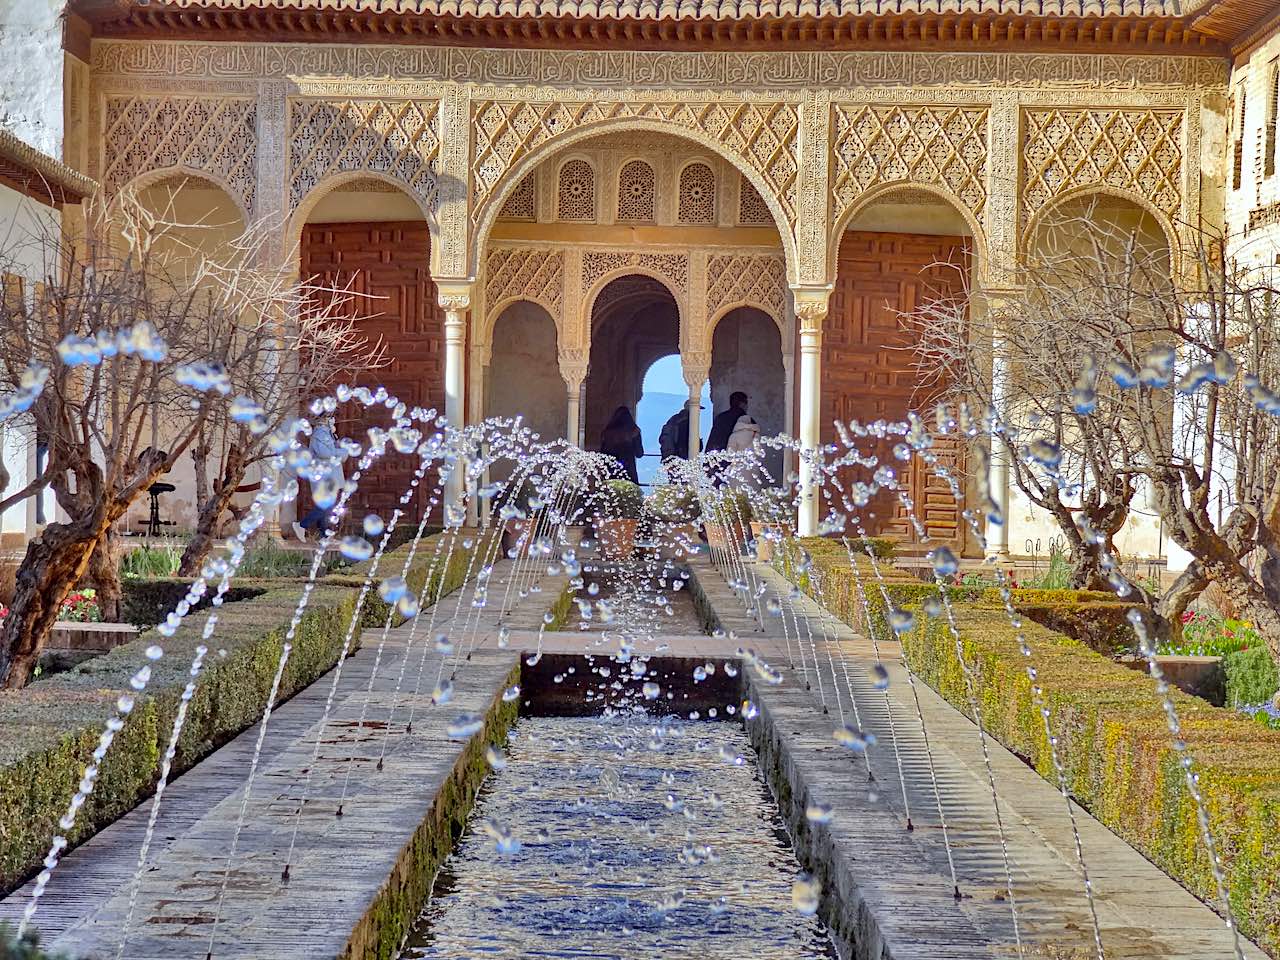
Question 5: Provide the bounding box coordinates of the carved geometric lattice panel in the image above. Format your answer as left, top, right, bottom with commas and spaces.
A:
1022, 108, 1183, 217
705, 254, 786, 320
484, 246, 565, 318
583, 250, 690, 296
832, 104, 988, 225
288, 99, 440, 214
102, 96, 258, 213
678, 162, 717, 224
617, 160, 656, 222
738, 176, 772, 225
498, 173, 537, 220
472, 99, 798, 226
557, 159, 597, 220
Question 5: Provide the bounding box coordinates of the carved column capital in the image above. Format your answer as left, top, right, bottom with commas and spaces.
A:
681, 350, 711, 391
558, 347, 590, 388
792, 286, 831, 337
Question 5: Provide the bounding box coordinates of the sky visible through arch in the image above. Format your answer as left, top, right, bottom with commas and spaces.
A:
635, 354, 711, 487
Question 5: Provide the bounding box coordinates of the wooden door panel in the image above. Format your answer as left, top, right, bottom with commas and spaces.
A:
300, 221, 444, 525
822, 230, 969, 552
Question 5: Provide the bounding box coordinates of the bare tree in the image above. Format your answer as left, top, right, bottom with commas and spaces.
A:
0, 194, 376, 686
916, 209, 1280, 655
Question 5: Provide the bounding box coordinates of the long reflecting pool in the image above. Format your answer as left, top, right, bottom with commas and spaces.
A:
402, 713, 837, 959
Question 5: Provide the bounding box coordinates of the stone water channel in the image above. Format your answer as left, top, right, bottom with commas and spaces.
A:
401, 714, 838, 960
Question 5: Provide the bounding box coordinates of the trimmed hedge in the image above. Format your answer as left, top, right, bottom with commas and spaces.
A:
120, 579, 270, 629
0, 530, 490, 899
772, 538, 1280, 954
0, 581, 360, 896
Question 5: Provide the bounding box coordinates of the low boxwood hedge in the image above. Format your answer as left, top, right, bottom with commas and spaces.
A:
0, 530, 490, 900
772, 540, 1280, 954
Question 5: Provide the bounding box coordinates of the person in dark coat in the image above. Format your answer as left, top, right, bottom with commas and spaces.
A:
659, 405, 701, 461
705, 391, 751, 453
599, 405, 643, 483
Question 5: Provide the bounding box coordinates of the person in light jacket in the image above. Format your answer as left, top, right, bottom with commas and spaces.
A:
292, 414, 347, 541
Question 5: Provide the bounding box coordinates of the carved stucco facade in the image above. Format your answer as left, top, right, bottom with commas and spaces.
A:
76, 39, 1230, 542
91, 42, 1224, 290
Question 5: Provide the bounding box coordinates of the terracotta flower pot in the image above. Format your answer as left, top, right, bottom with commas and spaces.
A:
704, 522, 729, 551
596, 518, 639, 560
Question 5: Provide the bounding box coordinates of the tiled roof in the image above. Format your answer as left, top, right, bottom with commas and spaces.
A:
0, 128, 97, 206
143, 0, 1189, 19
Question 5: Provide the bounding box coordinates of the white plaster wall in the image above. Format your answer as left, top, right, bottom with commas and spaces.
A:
1225, 25, 1280, 270
0, 182, 61, 541
486, 301, 565, 478
0, 0, 65, 160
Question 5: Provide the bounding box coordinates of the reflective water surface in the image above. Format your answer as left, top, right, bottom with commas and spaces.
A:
402, 713, 837, 959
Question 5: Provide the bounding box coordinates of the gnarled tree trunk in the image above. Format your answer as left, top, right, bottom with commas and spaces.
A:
85, 525, 123, 623
0, 517, 107, 688
177, 444, 245, 578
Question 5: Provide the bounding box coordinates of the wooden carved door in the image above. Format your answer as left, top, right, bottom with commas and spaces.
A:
300, 221, 444, 525
821, 230, 969, 553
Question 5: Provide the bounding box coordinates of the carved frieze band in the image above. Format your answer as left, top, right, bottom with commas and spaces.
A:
92, 42, 1227, 91
1021, 107, 1184, 218
472, 99, 798, 228
583, 250, 691, 299
832, 103, 989, 226
101, 95, 258, 213
287, 98, 441, 216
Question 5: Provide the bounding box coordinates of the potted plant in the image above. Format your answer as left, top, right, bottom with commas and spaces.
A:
596, 479, 643, 560
649, 484, 702, 559
750, 487, 795, 563
705, 489, 751, 553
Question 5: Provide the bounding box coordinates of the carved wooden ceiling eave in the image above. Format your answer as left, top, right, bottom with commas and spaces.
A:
73, 6, 1232, 56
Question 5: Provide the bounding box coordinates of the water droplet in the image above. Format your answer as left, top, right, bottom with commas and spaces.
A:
378, 576, 407, 603
642, 681, 661, 700
805, 801, 834, 824
339, 536, 374, 561
363, 514, 385, 537
833, 724, 876, 752
502, 684, 521, 702
792, 873, 820, 914
484, 745, 507, 770
145, 645, 163, 661
741, 699, 760, 720
869, 664, 890, 690
432, 679, 454, 705
447, 713, 484, 739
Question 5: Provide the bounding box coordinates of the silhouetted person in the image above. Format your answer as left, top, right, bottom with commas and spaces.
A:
706, 391, 752, 453
659, 405, 700, 461
599, 405, 643, 483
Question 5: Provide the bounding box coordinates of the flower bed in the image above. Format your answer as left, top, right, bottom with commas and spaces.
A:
771, 537, 1280, 954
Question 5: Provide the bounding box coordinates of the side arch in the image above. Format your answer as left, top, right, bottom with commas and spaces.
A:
116, 165, 252, 229
472, 117, 799, 285
828, 180, 987, 285
1020, 184, 1180, 272
287, 170, 439, 268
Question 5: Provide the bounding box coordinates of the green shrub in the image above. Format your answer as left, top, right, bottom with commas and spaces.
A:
775, 542, 1280, 953
603, 479, 644, 520
649, 485, 700, 523
1223, 646, 1279, 708
0, 582, 360, 896
119, 544, 183, 580
0, 925, 65, 959
120, 579, 270, 629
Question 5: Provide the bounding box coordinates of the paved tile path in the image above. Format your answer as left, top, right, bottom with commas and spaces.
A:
0, 548, 1265, 959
